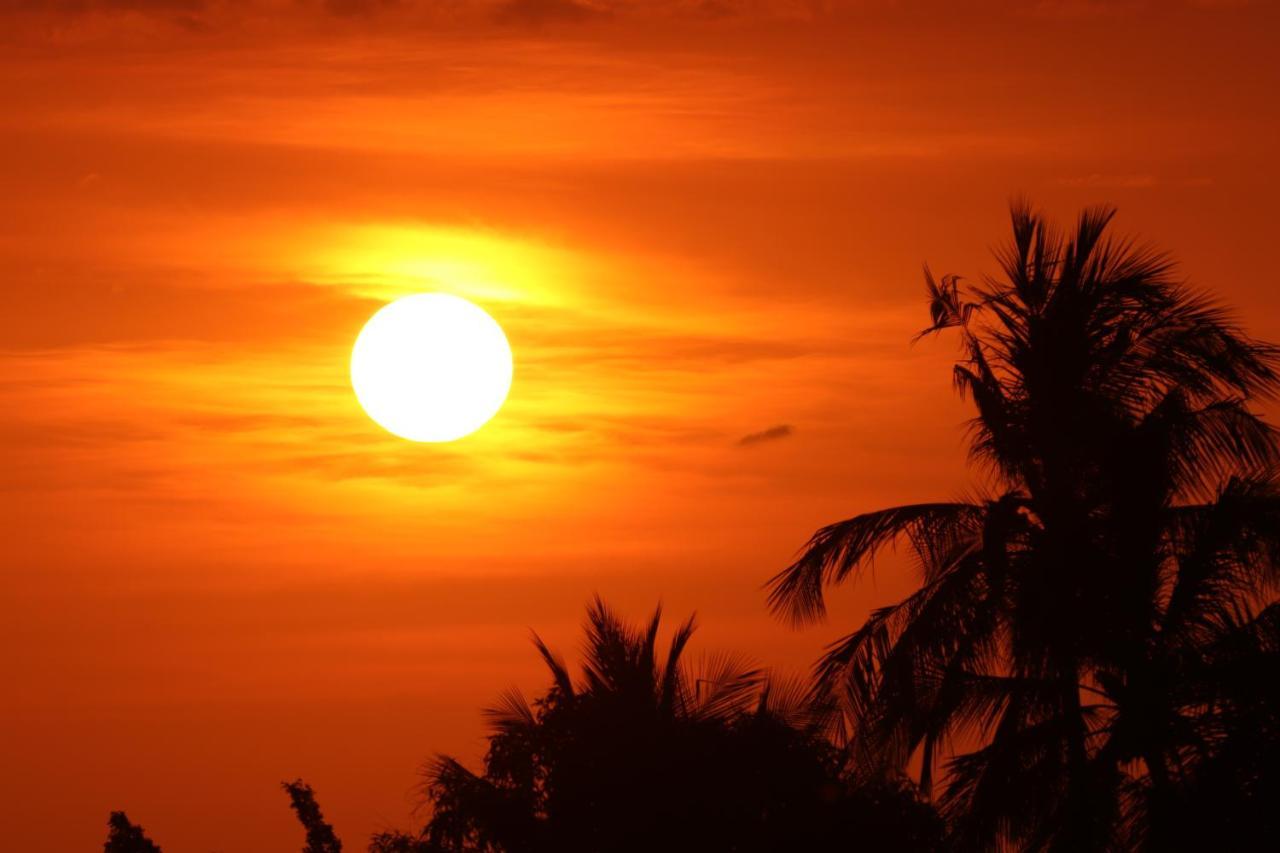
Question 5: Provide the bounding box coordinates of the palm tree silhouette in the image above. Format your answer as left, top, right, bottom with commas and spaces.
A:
400, 596, 942, 852
768, 203, 1280, 849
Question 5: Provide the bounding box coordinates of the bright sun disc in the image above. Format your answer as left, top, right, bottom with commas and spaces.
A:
351, 293, 513, 442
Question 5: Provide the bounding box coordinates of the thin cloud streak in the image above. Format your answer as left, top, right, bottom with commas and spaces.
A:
737, 424, 794, 446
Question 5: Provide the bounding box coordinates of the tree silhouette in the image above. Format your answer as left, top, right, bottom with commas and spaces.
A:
104, 811, 162, 853
284, 779, 344, 853
403, 596, 942, 852
768, 203, 1280, 849
368, 831, 438, 853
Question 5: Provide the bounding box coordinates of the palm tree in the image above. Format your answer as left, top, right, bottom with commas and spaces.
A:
395, 597, 942, 853
767, 203, 1280, 850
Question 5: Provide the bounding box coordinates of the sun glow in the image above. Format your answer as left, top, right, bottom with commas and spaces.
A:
304, 225, 582, 308
350, 293, 513, 442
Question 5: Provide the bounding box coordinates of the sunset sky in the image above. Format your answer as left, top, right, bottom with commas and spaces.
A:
3, 1, 1280, 849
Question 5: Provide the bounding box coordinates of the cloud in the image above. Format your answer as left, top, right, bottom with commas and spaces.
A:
493, 0, 607, 26
0, 277, 378, 351
737, 423, 793, 447
1056, 173, 1159, 188
1, 0, 204, 10
1056, 173, 1218, 189
321, 0, 400, 16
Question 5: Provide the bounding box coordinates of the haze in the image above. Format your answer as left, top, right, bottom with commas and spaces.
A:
3, 1, 1279, 849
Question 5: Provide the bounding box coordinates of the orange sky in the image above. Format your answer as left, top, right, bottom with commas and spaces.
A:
3, 1, 1280, 849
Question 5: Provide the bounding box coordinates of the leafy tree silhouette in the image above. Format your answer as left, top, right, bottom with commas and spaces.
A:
768, 202, 1280, 849
104, 811, 162, 853
284, 779, 344, 853
368, 831, 439, 853
384, 596, 942, 852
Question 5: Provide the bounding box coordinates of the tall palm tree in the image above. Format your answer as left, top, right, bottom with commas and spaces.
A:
768, 203, 1280, 850
397, 597, 941, 853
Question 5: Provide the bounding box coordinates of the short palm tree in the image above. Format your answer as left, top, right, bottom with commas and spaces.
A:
400, 598, 941, 853
768, 203, 1280, 850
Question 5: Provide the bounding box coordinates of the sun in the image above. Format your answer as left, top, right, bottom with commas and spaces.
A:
350, 293, 513, 442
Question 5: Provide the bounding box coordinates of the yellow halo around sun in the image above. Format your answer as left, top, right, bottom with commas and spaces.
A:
350, 293, 513, 442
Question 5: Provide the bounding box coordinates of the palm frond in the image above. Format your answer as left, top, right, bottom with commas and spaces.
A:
766, 502, 983, 624
530, 631, 574, 699
659, 612, 698, 714
483, 688, 536, 735
916, 265, 978, 339
692, 650, 763, 721
1164, 470, 1280, 642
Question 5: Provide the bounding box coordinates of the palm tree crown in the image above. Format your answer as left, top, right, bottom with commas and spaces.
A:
768, 203, 1280, 850
413, 597, 942, 853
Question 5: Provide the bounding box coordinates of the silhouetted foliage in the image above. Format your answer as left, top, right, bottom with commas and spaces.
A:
104, 811, 162, 853
111, 202, 1280, 852
404, 597, 942, 852
284, 779, 344, 853
769, 202, 1280, 850
368, 831, 437, 853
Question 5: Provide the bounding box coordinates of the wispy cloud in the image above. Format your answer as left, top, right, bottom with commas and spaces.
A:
1056, 173, 1159, 188
737, 424, 794, 447
494, 0, 607, 26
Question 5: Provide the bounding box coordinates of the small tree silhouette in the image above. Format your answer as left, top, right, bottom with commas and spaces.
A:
283, 779, 343, 853
413, 597, 942, 852
103, 811, 162, 853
